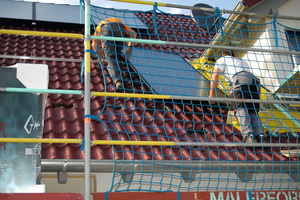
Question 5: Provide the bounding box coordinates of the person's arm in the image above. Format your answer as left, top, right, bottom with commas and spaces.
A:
92, 39, 107, 65
125, 45, 133, 60
125, 29, 137, 59
124, 25, 137, 47
209, 67, 221, 104
127, 31, 137, 48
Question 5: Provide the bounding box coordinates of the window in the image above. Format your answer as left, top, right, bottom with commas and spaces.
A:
286, 30, 300, 69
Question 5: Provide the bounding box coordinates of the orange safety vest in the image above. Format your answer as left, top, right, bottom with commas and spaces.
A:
94, 18, 134, 37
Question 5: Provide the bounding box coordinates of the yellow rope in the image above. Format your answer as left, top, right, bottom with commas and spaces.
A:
0, 29, 83, 39
0, 138, 82, 144
92, 91, 171, 99
108, 0, 167, 7
92, 140, 174, 146
0, 138, 174, 146
85, 40, 91, 73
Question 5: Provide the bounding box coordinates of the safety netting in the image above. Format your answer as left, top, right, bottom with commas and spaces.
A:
86, 2, 300, 192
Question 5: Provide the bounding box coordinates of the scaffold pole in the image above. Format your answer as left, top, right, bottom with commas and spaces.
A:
84, 0, 92, 200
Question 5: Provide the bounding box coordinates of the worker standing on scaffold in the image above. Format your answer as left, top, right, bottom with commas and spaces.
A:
92, 17, 137, 92
209, 49, 265, 144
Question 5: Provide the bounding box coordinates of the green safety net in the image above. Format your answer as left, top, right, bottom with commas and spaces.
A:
85, 2, 300, 192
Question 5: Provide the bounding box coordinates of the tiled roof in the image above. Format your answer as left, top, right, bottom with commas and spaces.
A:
135, 12, 211, 60
0, 12, 298, 162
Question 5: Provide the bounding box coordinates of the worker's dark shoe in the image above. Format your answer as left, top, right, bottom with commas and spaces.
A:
255, 135, 266, 143
244, 135, 257, 143
244, 135, 252, 143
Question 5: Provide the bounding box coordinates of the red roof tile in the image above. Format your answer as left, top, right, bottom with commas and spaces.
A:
242, 0, 263, 8
135, 12, 209, 60
0, 12, 298, 163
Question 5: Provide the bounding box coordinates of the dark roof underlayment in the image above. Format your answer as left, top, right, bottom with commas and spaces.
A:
242, 0, 263, 8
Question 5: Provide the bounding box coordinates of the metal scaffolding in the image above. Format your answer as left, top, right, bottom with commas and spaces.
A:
1, 0, 300, 199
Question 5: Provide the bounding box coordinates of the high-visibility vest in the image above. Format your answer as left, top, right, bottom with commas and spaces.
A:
94, 17, 134, 37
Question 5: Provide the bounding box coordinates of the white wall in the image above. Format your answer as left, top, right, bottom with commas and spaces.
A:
41, 173, 97, 194
246, 0, 300, 93
277, 0, 300, 28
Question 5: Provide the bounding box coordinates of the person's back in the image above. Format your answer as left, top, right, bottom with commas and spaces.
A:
92, 18, 137, 92
95, 18, 135, 36
214, 51, 251, 82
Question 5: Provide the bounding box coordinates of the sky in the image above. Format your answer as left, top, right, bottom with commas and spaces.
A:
23, 0, 241, 16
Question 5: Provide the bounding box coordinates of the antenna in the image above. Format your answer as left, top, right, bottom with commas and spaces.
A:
191, 3, 221, 32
